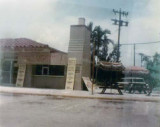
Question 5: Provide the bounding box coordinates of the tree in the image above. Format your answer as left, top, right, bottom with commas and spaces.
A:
142, 52, 160, 88
106, 44, 120, 62
87, 22, 114, 62
99, 34, 114, 61
93, 26, 111, 60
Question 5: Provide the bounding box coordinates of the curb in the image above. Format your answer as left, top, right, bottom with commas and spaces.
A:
0, 87, 160, 102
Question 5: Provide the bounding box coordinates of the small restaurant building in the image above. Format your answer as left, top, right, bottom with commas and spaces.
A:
0, 38, 67, 89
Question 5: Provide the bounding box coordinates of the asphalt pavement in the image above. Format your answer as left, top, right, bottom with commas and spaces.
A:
0, 93, 160, 127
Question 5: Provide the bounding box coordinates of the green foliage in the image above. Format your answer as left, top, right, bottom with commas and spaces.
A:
106, 44, 120, 62
142, 52, 160, 88
87, 22, 116, 62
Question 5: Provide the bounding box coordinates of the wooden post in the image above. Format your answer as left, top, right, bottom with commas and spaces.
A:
92, 41, 96, 95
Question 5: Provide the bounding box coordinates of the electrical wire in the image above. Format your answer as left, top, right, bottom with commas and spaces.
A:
120, 41, 160, 45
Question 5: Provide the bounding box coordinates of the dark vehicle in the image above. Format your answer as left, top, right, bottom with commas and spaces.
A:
117, 77, 149, 94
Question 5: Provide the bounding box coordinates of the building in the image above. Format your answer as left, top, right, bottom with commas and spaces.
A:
0, 18, 91, 90
0, 38, 67, 89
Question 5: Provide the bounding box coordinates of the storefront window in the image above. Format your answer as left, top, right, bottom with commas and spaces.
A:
33, 65, 65, 76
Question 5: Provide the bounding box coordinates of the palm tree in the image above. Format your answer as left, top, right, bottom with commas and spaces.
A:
87, 22, 113, 61
94, 26, 110, 59
99, 34, 114, 61
106, 44, 119, 62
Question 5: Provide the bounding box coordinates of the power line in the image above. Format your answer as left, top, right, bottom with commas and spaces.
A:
120, 41, 160, 66
120, 41, 160, 45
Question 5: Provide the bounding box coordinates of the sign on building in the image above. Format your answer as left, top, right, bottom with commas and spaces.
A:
82, 77, 92, 91
65, 58, 76, 90
16, 64, 26, 87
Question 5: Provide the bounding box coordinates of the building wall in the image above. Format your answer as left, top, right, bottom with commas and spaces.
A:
24, 65, 32, 87
68, 25, 91, 90
68, 26, 86, 64
50, 52, 67, 65
32, 75, 66, 89
18, 52, 51, 65
82, 26, 91, 78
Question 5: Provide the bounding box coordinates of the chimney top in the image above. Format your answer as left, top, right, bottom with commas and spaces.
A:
78, 18, 85, 25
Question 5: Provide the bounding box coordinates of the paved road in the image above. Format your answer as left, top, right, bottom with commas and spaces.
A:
0, 93, 160, 127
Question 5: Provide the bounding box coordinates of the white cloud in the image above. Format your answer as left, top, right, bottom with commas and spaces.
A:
0, 0, 69, 51
28, 16, 77, 52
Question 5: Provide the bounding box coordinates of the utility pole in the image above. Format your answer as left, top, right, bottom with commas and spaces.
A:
112, 9, 129, 62
91, 41, 96, 95
134, 44, 135, 66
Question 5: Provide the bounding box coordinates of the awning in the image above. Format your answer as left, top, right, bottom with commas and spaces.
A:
124, 66, 149, 75
98, 61, 125, 71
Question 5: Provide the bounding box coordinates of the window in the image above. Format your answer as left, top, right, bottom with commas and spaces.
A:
33, 65, 65, 76
2, 61, 11, 72
42, 66, 49, 75
1, 60, 18, 84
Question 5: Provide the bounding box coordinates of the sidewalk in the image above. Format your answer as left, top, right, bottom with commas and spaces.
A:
0, 86, 160, 102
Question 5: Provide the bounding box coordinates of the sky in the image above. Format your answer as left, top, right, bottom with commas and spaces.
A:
0, 0, 160, 66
